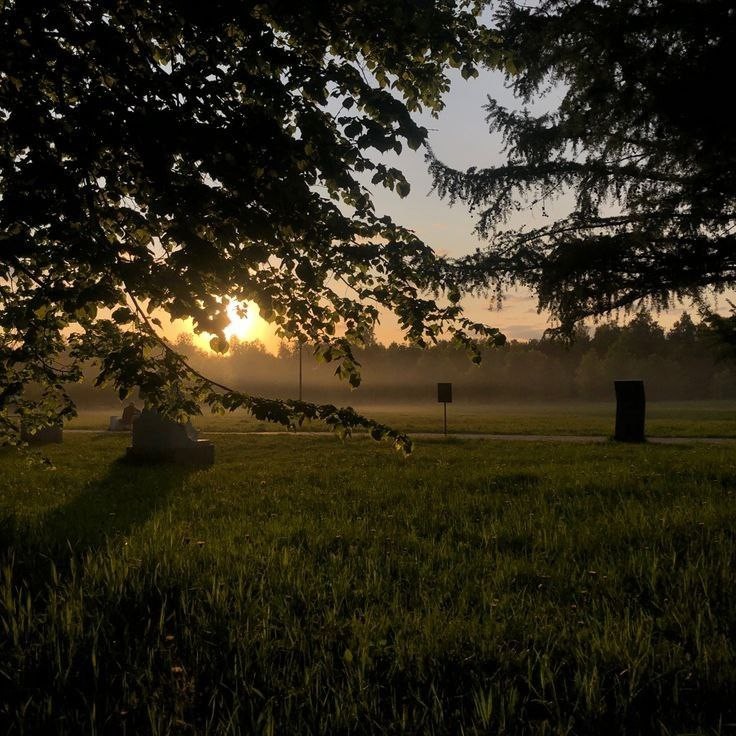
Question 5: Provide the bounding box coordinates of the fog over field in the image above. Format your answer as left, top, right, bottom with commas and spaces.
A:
67, 312, 736, 411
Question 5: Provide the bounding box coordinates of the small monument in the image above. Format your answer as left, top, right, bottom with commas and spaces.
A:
20, 421, 63, 445
125, 408, 214, 466
614, 380, 646, 442
109, 402, 141, 431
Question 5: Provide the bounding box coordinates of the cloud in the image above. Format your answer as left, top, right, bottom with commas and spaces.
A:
500, 324, 545, 341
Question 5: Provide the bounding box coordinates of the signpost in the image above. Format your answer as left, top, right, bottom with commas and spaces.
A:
437, 382, 452, 436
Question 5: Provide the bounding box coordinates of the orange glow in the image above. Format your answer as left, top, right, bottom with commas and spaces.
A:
191, 299, 268, 352
223, 300, 259, 342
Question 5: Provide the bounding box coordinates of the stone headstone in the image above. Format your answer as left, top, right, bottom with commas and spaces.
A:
109, 403, 141, 431
121, 403, 141, 428
125, 409, 214, 465
614, 380, 646, 442
20, 421, 63, 445
109, 416, 124, 431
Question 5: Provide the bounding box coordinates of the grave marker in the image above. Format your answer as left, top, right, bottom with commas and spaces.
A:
126, 408, 214, 465
20, 421, 63, 445
614, 380, 646, 442
109, 402, 141, 431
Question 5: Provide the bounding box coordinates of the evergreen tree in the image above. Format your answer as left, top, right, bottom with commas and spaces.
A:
668, 313, 698, 347
430, 0, 736, 333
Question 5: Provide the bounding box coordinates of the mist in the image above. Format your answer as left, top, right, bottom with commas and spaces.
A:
66, 311, 736, 411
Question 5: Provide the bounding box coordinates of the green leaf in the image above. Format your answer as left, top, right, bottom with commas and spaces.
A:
461, 64, 478, 80
112, 307, 133, 324
396, 181, 411, 198
209, 336, 229, 354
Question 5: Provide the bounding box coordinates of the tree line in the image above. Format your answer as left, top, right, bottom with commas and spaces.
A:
66, 311, 736, 407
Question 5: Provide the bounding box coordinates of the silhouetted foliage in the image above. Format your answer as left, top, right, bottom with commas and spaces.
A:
1, 0, 504, 451
430, 0, 736, 333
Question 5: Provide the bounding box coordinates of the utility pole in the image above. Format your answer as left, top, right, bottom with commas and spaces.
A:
298, 342, 303, 401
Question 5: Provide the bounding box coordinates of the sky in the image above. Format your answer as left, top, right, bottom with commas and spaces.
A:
360, 67, 722, 345
178, 66, 711, 352
361, 66, 555, 344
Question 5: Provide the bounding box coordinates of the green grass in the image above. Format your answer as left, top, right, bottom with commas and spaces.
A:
68, 400, 736, 438
2, 434, 736, 734
355, 400, 736, 437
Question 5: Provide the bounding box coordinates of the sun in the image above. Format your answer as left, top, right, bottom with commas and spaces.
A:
189, 299, 263, 352
223, 300, 260, 342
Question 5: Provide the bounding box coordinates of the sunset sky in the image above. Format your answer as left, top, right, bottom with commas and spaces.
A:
363, 66, 719, 344
177, 67, 711, 352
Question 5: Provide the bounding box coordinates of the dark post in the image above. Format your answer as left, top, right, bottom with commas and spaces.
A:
298, 342, 303, 401
437, 382, 452, 436
614, 380, 646, 442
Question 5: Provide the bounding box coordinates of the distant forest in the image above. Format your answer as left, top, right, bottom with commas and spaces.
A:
68, 311, 736, 407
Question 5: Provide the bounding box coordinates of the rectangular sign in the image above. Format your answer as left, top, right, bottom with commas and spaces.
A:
437, 382, 452, 403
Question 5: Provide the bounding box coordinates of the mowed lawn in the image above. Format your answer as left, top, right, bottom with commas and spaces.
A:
1, 434, 736, 734
67, 400, 736, 438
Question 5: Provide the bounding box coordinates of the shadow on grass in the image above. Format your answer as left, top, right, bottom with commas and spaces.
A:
2, 457, 196, 556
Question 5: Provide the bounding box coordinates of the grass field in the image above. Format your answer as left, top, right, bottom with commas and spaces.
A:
68, 399, 736, 438
1, 433, 736, 734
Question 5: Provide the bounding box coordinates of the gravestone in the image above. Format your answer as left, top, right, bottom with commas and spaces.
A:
614, 380, 646, 442
108, 416, 124, 431
125, 409, 214, 465
109, 402, 141, 431
20, 421, 63, 445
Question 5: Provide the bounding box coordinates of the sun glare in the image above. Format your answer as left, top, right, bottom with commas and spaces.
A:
223, 300, 259, 342
190, 299, 264, 352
